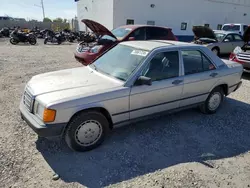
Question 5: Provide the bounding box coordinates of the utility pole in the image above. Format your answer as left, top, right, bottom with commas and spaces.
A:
41, 0, 45, 19
34, 0, 45, 20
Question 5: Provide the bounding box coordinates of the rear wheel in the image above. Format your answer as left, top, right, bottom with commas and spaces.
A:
199, 87, 224, 114
65, 111, 110, 152
10, 38, 18, 45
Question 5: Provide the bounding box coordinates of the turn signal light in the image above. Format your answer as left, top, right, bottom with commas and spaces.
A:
43, 109, 56, 123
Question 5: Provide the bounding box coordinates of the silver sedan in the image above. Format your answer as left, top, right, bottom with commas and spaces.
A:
20, 40, 243, 152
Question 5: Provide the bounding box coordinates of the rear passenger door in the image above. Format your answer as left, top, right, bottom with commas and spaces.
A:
146, 27, 169, 40
232, 34, 244, 49
179, 49, 218, 107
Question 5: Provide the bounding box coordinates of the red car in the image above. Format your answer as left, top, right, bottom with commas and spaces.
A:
74, 19, 178, 65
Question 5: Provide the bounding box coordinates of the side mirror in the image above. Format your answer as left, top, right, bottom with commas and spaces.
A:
224, 39, 230, 42
134, 76, 152, 86
128, 37, 135, 41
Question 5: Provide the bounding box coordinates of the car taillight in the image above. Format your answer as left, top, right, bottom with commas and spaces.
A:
229, 53, 236, 60
229, 53, 244, 64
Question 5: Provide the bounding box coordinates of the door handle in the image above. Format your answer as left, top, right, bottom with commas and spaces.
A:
210, 72, 218, 77
172, 79, 183, 85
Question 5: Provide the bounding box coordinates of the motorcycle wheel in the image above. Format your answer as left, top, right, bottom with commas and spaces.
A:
10, 38, 18, 45
29, 38, 37, 45
57, 40, 62, 45
44, 38, 48, 44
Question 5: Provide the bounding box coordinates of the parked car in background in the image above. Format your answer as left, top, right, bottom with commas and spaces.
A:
20, 40, 243, 152
229, 26, 250, 71
74, 19, 178, 65
222, 23, 249, 35
192, 26, 244, 56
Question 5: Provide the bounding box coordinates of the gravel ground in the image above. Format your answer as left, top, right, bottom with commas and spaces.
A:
1, 38, 250, 188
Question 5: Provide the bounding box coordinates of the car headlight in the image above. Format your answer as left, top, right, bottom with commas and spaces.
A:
89, 45, 102, 53
35, 101, 56, 123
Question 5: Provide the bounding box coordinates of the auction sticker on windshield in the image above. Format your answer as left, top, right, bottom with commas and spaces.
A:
131, 50, 149, 56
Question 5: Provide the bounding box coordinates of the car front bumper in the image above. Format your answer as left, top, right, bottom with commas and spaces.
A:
20, 102, 66, 137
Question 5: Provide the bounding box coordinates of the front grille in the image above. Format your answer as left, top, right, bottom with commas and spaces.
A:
23, 88, 34, 112
237, 53, 250, 63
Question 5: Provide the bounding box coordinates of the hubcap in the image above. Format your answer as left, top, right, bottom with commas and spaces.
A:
208, 92, 221, 111
75, 120, 102, 146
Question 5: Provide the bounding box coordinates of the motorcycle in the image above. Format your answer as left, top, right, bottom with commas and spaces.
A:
10, 31, 37, 45
0, 27, 10, 37
44, 31, 64, 45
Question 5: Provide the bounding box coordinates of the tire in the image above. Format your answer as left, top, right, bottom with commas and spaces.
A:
211, 47, 220, 56
29, 38, 37, 45
10, 38, 18, 45
57, 39, 62, 45
199, 87, 224, 114
44, 38, 48, 44
65, 111, 110, 152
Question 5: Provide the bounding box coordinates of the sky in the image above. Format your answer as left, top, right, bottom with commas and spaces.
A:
0, 0, 77, 21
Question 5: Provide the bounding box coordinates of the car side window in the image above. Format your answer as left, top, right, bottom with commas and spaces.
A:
146, 27, 168, 40
129, 28, 146, 40
181, 50, 215, 75
143, 51, 179, 81
233, 34, 243, 41
224, 34, 234, 42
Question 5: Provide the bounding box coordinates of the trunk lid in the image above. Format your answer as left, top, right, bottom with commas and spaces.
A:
82, 19, 117, 39
222, 59, 243, 69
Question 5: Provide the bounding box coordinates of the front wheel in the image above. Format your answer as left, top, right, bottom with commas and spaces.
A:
44, 38, 48, 44
199, 87, 224, 114
10, 38, 18, 45
29, 37, 37, 45
65, 111, 110, 152
211, 47, 220, 56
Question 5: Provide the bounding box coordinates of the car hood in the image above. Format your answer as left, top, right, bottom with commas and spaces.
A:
192, 26, 217, 41
243, 26, 250, 42
26, 67, 123, 105
82, 19, 117, 39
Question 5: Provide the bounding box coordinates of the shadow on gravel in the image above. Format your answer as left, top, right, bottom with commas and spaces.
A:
36, 98, 250, 188
242, 72, 250, 81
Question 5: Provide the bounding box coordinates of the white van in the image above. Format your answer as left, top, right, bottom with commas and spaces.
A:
222, 23, 249, 35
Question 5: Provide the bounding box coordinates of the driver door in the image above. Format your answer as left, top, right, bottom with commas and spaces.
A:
129, 50, 184, 119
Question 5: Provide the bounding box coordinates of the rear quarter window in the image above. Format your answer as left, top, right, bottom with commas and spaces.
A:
146, 27, 169, 40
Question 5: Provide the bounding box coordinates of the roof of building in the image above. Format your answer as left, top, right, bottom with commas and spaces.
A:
121, 40, 198, 51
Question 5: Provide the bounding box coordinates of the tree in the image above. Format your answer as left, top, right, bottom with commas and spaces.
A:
63, 18, 68, 23
53, 18, 63, 23
43, 17, 52, 22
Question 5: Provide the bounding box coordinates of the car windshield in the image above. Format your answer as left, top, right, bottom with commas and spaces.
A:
214, 33, 226, 41
222, 25, 240, 31
90, 44, 149, 81
100, 27, 132, 41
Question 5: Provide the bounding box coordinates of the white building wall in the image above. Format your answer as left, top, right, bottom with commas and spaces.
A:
77, 0, 114, 31
113, 0, 250, 36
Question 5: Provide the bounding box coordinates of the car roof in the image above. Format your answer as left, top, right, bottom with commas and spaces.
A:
118, 25, 171, 30
213, 30, 239, 34
121, 40, 198, 51
223, 23, 247, 25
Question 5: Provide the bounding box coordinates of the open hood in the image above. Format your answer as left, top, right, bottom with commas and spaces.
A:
192, 26, 217, 40
82, 19, 117, 39
243, 26, 250, 42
